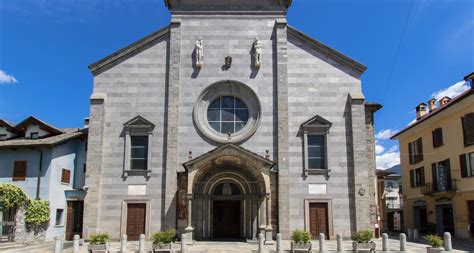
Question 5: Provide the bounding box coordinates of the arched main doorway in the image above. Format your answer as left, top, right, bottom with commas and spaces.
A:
181, 144, 275, 241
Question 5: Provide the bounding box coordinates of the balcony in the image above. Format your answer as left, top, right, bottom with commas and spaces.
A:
421, 180, 457, 195
386, 203, 403, 209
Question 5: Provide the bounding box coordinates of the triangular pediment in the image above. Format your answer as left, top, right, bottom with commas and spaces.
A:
183, 144, 275, 171
16, 116, 64, 135
124, 115, 155, 130
301, 115, 332, 129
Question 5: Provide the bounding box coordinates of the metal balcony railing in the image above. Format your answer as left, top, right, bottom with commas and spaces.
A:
386, 203, 402, 209
421, 180, 457, 195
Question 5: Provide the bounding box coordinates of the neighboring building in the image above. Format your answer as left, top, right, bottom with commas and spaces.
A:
84, 0, 381, 241
377, 165, 404, 233
391, 73, 474, 239
0, 116, 87, 241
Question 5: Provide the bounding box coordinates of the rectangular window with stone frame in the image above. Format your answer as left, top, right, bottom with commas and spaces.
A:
130, 136, 148, 170
301, 115, 332, 177
123, 115, 155, 176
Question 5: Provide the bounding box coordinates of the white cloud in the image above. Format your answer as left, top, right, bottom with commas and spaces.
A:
0, 70, 18, 84
375, 129, 398, 140
407, 119, 417, 126
431, 80, 469, 100
376, 150, 400, 170
375, 144, 385, 155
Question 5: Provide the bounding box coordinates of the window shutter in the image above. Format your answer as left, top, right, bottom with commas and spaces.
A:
416, 138, 423, 162
431, 163, 438, 191
460, 154, 468, 178
420, 167, 425, 186
462, 113, 474, 146
445, 159, 452, 189
13, 161, 27, 181
408, 143, 414, 165
410, 170, 415, 187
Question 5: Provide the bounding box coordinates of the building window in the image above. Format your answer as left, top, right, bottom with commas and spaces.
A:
207, 96, 249, 134
83, 163, 87, 173
432, 128, 443, 148
410, 167, 425, 188
460, 152, 474, 178
61, 169, 71, 184
0, 134, 6, 140
130, 136, 148, 170
461, 112, 474, 146
13, 161, 27, 181
431, 159, 453, 192
30, 132, 39, 139
408, 138, 423, 164
55, 209, 64, 226
307, 135, 326, 170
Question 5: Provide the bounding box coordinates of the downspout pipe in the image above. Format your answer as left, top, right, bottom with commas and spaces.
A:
36, 149, 43, 200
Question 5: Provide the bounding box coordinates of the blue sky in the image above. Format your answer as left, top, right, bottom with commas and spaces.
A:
1, 0, 473, 170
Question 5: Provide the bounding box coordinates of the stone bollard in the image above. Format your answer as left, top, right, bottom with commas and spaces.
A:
54, 236, 62, 253
413, 229, 419, 242
73, 234, 80, 253
399, 233, 407, 252
139, 234, 145, 253
121, 234, 127, 253
382, 233, 389, 251
444, 232, 452, 251
407, 228, 413, 241
276, 233, 282, 253
258, 233, 264, 253
319, 233, 326, 252
336, 233, 343, 252
181, 233, 188, 253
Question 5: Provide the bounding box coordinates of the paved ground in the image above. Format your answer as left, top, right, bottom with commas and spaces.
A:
2, 237, 473, 253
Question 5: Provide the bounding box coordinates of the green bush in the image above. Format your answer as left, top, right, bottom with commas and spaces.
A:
0, 183, 30, 208
291, 229, 312, 243
352, 230, 373, 244
25, 200, 50, 225
89, 232, 109, 245
424, 234, 443, 248
152, 228, 176, 244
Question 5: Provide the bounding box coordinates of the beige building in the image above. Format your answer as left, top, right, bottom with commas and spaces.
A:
377, 167, 404, 233
391, 72, 474, 239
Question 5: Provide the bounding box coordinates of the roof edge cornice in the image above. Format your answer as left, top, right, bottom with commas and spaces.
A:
89, 25, 170, 75
287, 26, 367, 76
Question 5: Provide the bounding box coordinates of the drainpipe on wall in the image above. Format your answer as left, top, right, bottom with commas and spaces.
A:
35, 149, 43, 200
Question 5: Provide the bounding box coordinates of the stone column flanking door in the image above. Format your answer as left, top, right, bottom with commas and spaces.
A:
185, 194, 194, 244
264, 193, 274, 244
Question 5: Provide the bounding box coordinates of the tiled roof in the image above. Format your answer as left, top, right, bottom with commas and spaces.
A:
0, 128, 85, 148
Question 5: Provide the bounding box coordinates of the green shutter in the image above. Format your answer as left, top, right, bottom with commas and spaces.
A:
460, 154, 468, 178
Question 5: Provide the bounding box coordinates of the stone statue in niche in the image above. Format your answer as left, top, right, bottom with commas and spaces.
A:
195, 37, 204, 68
252, 37, 262, 69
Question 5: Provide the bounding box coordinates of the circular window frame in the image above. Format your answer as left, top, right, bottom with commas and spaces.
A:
193, 80, 261, 144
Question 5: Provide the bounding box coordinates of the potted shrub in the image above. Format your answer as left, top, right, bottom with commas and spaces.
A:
352, 230, 376, 252
424, 234, 444, 253
290, 229, 312, 253
152, 228, 176, 252
88, 232, 110, 253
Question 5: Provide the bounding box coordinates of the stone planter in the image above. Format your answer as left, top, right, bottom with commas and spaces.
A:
352, 241, 376, 252
88, 242, 110, 253
290, 241, 312, 253
153, 242, 172, 252
426, 247, 444, 253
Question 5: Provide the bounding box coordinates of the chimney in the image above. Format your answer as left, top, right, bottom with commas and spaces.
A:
439, 96, 451, 106
428, 98, 437, 112
84, 118, 90, 128
416, 103, 427, 120
464, 72, 474, 89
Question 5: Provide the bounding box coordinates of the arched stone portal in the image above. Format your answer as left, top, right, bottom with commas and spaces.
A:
181, 144, 276, 241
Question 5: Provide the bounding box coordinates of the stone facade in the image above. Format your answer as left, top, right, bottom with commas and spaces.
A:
84, 0, 379, 241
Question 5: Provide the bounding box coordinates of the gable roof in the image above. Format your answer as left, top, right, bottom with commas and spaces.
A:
0, 119, 22, 134
301, 115, 332, 129
89, 25, 170, 75
0, 128, 84, 149
15, 116, 64, 135
287, 26, 367, 76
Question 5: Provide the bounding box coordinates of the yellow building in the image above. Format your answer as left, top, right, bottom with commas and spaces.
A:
391, 72, 474, 239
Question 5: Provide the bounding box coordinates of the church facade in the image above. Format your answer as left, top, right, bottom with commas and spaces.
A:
83, 0, 380, 241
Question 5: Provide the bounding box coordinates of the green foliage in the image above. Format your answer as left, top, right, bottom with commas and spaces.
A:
352, 230, 373, 244
90, 232, 110, 245
25, 200, 50, 225
424, 234, 443, 248
152, 228, 176, 244
291, 229, 312, 243
0, 183, 30, 208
